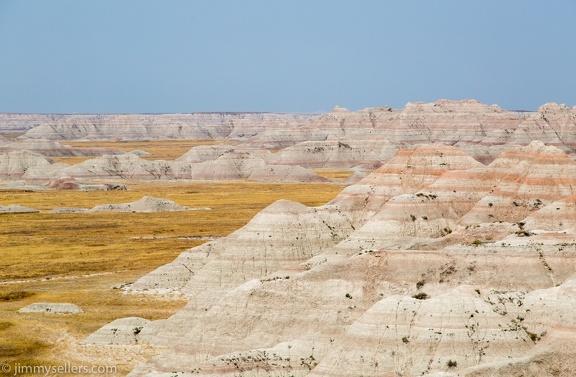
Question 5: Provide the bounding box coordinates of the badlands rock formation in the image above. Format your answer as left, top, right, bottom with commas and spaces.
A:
7, 100, 576, 174
83, 317, 151, 345
17, 113, 313, 141
48, 197, 201, 213
3, 100, 576, 185
244, 100, 576, 165
0, 204, 39, 213
0, 151, 68, 180
17, 303, 84, 314
88, 196, 195, 213
0, 148, 328, 184
0, 113, 71, 134
8, 151, 328, 183
47, 178, 127, 191
78, 141, 576, 376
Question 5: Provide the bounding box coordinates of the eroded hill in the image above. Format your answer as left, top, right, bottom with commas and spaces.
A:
77, 141, 576, 377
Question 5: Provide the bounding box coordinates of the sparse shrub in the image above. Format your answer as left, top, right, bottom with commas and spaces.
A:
526, 330, 539, 342
515, 230, 533, 237
412, 292, 429, 300
471, 239, 483, 246
410, 214, 416, 221
0, 290, 34, 301
345, 293, 353, 299
447, 359, 457, 368
416, 280, 425, 290
402, 336, 409, 344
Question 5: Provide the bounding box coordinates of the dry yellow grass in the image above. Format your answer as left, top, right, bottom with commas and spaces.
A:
313, 168, 355, 181
0, 180, 344, 374
53, 139, 235, 165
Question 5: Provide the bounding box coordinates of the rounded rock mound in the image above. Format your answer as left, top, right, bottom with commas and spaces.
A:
0, 204, 39, 213
17, 303, 84, 314
88, 196, 191, 213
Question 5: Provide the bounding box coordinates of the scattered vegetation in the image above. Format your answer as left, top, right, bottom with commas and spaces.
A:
515, 230, 534, 237
447, 359, 457, 368
412, 292, 429, 300
416, 192, 437, 199
439, 264, 457, 283
0, 290, 34, 302
416, 280, 425, 290
220, 350, 296, 373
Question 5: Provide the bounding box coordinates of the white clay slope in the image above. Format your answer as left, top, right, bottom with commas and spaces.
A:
89, 141, 576, 376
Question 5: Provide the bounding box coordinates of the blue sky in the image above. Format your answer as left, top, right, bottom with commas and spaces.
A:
0, 1, 574, 113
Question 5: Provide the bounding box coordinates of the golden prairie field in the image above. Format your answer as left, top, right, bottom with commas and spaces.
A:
0, 149, 346, 375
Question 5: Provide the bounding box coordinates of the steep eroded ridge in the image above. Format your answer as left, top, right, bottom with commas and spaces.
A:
82, 141, 576, 376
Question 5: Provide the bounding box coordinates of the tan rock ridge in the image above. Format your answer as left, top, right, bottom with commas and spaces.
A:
5, 100, 576, 182
18, 302, 84, 314
0, 204, 39, 213
0, 151, 68, 180
88, 196, 194, 213
0, 113, 72, 134
2, 150, 323, 183
0, 148, 330, 185
105, 141, 576, 376
18, 112, 314, 141
244, 99, 542, 164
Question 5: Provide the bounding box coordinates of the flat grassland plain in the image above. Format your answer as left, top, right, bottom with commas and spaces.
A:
0, 140, 347, 374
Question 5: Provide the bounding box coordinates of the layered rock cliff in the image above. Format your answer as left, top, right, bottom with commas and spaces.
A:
15, 100, 576, 168
4, 100, 576, 184
16, 113, 314, 141
79, 141, 576, 376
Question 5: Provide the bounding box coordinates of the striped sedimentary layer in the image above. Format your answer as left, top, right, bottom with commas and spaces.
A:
10, 101, 576, 169
92, 141, 576, 376
0, 149, 329, 183
17, 113, 313, 141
